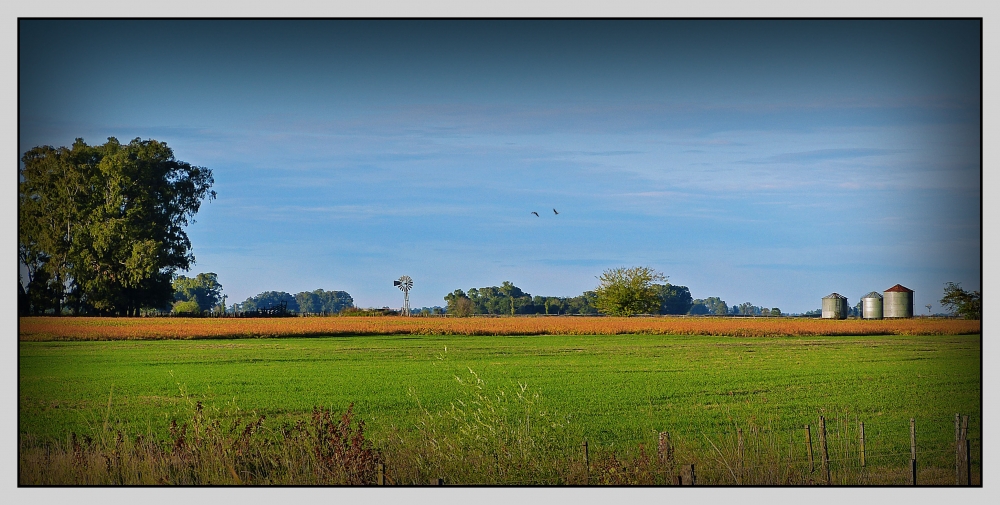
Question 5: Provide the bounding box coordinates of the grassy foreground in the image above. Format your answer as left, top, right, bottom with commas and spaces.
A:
19, 333, 980, 485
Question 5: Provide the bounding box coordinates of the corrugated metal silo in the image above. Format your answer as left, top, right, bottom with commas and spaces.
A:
861, 292, 883, 319
883, 284, 913, 318
822, 293, 849, 319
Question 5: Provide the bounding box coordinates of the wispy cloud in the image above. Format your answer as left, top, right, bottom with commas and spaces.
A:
742, 148, 902, 164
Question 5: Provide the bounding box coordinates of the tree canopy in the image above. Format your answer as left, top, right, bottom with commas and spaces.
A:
240, 291, 299, 313
444, 284, 597, 316
19, 137, 215, 315
940, 282, 980, 320
653, 283, 693, 315
172, 273, 224, 313
294, 289, 354, 314
593, 266, 666, 316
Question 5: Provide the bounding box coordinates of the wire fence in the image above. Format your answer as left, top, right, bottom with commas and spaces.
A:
376, 412, 981, 486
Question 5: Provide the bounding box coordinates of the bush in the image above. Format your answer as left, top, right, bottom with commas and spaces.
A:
172, 300, 202, 316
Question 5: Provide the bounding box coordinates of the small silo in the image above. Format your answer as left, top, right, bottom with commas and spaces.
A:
822, 293, 849, 319
861, 292, 883, 319
883, 284, 913, 318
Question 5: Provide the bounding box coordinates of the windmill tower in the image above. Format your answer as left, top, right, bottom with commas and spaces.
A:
394, 275, 413, 316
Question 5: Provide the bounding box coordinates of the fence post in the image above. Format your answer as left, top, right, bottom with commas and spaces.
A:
859, 421, 866, 468
737, 428, 745, 483
910, 418, 917, 485
681, 464, 696, 485
582, 439, 590, 485
819, 416, 831, 485
965, 438, 972, 486
805, 424, 814, 473
658, 431, 673, 465
955, 413, 961, 485
377, 463, 385, 485
432, 477, 443, 485
961, 415, 970, 486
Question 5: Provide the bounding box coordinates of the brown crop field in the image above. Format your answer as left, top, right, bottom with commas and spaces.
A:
18, 315, 979, 341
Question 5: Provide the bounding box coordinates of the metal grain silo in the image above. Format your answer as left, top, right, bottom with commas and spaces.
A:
861, 292, 883, 319
883, 284, 913, 318
822, 293, 849, 319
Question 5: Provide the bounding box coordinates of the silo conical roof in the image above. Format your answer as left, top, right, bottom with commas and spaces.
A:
862, 291, 883, 300
885, 284, 913, 293
823, 293, 847, 299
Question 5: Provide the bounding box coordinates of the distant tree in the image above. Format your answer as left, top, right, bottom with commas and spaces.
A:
940, 282, 981, 320
653, 284, 693, 315
566, 291, 599, 315
771, 307, 781, 317
294, 289, 353, 314
173, 273, 223, 313
697, 297, 728, 315
760, 308, 771, 317
688, 302, 710, 315
241, 291, 299, 313
455, 298, 475, 317
545, 296, 565, 315
172, 300, 202, 316
738, 302, 755, 315
594, 266, 666, 316
444, 289, 475, 317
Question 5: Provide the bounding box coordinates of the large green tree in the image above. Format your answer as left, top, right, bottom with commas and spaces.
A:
19, 137, 215, 315
593, 266, 666, 316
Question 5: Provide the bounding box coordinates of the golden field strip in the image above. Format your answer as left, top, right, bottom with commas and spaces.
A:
19, 315, 979, 340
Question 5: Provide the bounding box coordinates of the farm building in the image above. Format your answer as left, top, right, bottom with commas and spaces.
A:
883, 284, 914, 318
822, 293, 849, 319
861, 292, 883, 319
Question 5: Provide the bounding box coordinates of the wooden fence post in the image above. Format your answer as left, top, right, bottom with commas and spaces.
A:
432, 477, 443, 485
965, 438, 972, 486
955, 413, 961, 485
737, 428, 745, 483
805, 424, 814, 473
658, 431, 673, 465
819, 416, 831, 485
582, 439, 590, 485
377, 463, 385, 485
910, 418, 917, 485
859, 421, 866, 468
961, 415, 970, 486
681, 464, 696, 485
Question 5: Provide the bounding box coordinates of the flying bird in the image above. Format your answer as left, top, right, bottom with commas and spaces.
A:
553, 208, 559, 215
531, 211, 539, 217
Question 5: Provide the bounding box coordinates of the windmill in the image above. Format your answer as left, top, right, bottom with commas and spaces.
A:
394, 275, 413, 316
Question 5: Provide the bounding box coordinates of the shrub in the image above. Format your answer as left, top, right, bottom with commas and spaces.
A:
172, 300, 202, 316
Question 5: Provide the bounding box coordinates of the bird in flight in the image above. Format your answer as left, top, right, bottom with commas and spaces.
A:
531, 211, 539, 217
553, 208, 559, 215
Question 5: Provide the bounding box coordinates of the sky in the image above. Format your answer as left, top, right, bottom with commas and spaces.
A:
18, 19, 981, 313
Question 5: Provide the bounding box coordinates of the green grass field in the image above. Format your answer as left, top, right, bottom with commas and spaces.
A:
19, 333, 981, 484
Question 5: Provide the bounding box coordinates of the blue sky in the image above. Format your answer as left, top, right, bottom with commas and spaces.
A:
19, 20, 981, 313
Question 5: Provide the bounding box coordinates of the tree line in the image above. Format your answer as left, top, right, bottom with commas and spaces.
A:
237, 289, 354, 315
443, 269, 710, 317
